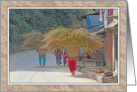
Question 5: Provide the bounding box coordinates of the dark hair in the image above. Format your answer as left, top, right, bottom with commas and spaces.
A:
57, 49, 60, 53
64, 52, 67, 55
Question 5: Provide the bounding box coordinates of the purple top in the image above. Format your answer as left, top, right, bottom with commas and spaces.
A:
55, 52, 62, 64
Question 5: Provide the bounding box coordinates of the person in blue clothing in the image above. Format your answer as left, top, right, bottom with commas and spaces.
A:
36, 49, 47, 67
55, 49, 62, 66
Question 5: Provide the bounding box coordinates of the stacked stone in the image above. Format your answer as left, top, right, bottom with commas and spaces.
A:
102, 70, 117, 83
104, 70, 113, 77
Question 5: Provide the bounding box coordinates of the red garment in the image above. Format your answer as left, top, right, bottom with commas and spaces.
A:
84, 55, 87, 58
99, 9, 103, 21
68, 60, 76, 72
62, 53, 68, 61
93, 78, 97, 80
68, 57, 77, 72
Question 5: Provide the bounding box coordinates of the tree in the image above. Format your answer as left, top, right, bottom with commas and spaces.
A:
9, 9, 94, 53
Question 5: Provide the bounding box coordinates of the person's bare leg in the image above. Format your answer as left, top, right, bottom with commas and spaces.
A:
58, 62, 60, 66
40, 64, 41, 66
72, 71, 75, 75
64, 60, 66, 66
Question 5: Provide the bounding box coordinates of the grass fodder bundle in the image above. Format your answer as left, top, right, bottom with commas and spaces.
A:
42, 27, 106, 59
21, 31, 44, 50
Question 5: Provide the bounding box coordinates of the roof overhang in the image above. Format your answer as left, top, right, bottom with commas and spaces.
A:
90, 20, 118, 34
107, 15, 118, 20
89, 15, 118, 34
104, 19, 118, 30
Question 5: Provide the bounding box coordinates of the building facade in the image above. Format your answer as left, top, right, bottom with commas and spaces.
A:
81, 9, 118, 74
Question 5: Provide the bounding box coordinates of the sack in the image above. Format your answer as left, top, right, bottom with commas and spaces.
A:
96, 68, 104, 73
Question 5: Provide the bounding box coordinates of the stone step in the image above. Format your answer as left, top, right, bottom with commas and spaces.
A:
76, 66, 106, 83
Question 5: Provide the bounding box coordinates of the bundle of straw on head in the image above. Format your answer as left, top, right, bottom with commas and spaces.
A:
43, 26, 73, 42
42, 26, 73, 52
42, 27, 106, 60
21, 31, 44, 50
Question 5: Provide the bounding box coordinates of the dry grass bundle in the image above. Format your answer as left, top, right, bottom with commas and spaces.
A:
43, 26, 73, 42
42, 26, 73, 51
21, 31, 44, 50
42, 27, 106, 59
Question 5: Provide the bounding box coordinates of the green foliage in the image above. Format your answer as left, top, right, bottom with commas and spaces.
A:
9, 9, 94, 53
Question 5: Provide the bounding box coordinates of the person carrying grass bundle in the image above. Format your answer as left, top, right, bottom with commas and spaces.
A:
36, 49, 47, 67
62, 51, 68, 66
42, 26, 105, 75
21, 31, 47, 67
68, 56, 78, 75
55, 49, 62, 66
65, 45, 80, 75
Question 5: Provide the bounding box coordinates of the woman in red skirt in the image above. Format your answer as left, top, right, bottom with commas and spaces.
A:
68, 56, 77, 75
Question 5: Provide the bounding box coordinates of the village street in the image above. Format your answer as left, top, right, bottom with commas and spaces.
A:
9, 50, 97, 83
